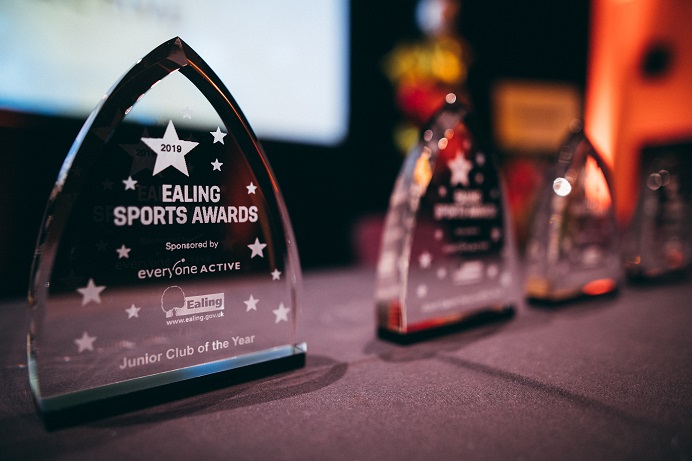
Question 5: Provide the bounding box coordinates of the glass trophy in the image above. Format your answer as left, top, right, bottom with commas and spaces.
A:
27, 37, 305, 413
623, 142, 692, 280
524, 121, 621, 302
375, 95, 519, 341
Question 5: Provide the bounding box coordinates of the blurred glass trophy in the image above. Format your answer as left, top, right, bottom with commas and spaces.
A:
28, 38, 305, 413
623, 143, 692, 280
525, 121, 621, 302
375, 95, 518, 341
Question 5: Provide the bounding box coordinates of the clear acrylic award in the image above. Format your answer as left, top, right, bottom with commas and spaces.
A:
375, 95, 519, 341
623, 143, 692, 280
28, 38, 305, 414
525, 121, 621, 302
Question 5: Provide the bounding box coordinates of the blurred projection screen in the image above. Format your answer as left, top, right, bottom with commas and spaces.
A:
0, 0, 350, 145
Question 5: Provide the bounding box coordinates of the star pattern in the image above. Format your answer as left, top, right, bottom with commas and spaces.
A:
416, 284, 428, 298
75, 332, 97, 353
487, 264, 499, 279
419, 251, 432, 268
210, 127, 227, 144
123, 176, 138, 190
448, 151, 473, 187
120, 128, 156, 175
54, 109, 301, 365
273, 303, 290, 323
77, 278, 105, 305
125, 304, 141, 319
60, 270, 83, 289
116, 244, 131, 259
248, 238, 267, 258
141, 120, 199, 176
244, 295, 259, 312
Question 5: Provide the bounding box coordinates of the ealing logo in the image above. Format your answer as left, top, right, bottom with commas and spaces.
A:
161, 286, 224, 319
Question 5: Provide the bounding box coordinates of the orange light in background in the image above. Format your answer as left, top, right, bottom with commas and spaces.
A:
584, 0, 692, 225
584, 156, 612, 212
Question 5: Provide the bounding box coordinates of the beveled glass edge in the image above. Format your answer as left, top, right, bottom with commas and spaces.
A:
29, 36, 302, 317
31, 342, 307, 412
377, 94, 521, 332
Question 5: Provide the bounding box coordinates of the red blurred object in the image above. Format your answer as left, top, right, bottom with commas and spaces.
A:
502, 156, 544, 248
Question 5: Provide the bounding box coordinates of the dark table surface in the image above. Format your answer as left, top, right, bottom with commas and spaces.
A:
1, 267, 691, 460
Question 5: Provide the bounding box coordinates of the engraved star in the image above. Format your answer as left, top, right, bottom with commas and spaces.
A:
121, 128, 156, 175
182, 106, 193, 119
125, 304, 141, 319
142, 120, 199, 177
60, 270, 83, 289
416, 284, 428, 298
248, 238, 267, 258
246, 182, 257, 194
116, 244, 131, 259
272, 303, 290, 323
487, 264, 499, 279
75, 331, 97, 353
244, 294, 259, 312
210, 126, 227, 144
77, 278, 106, 305
123, 176, 138, 190
211, 159, 223, 171
95, 240, 108, 252
271, 269, 282, 281
419, 251, 432, 269
102, 179, 113, 190
448, 151, 473, 187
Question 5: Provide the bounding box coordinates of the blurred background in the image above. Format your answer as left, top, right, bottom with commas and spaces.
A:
1, 0, 690, 299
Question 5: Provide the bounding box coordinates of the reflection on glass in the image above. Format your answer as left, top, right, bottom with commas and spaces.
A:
623, 143, 692, 280
27, 38, 305, 413
525, 121, 621, 302
375, 95, 518, 340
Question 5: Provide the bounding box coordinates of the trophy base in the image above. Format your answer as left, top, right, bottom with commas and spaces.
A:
526, 276, 619, 304
377, 306, 514, 345
33, 343, 306, 429
624, 263, 689, 284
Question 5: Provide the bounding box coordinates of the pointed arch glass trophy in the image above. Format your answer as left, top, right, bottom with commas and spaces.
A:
524, 122, 621, 302
623, 143, 692, 280
375, 95, 519, 341
27, 38, 305, 413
